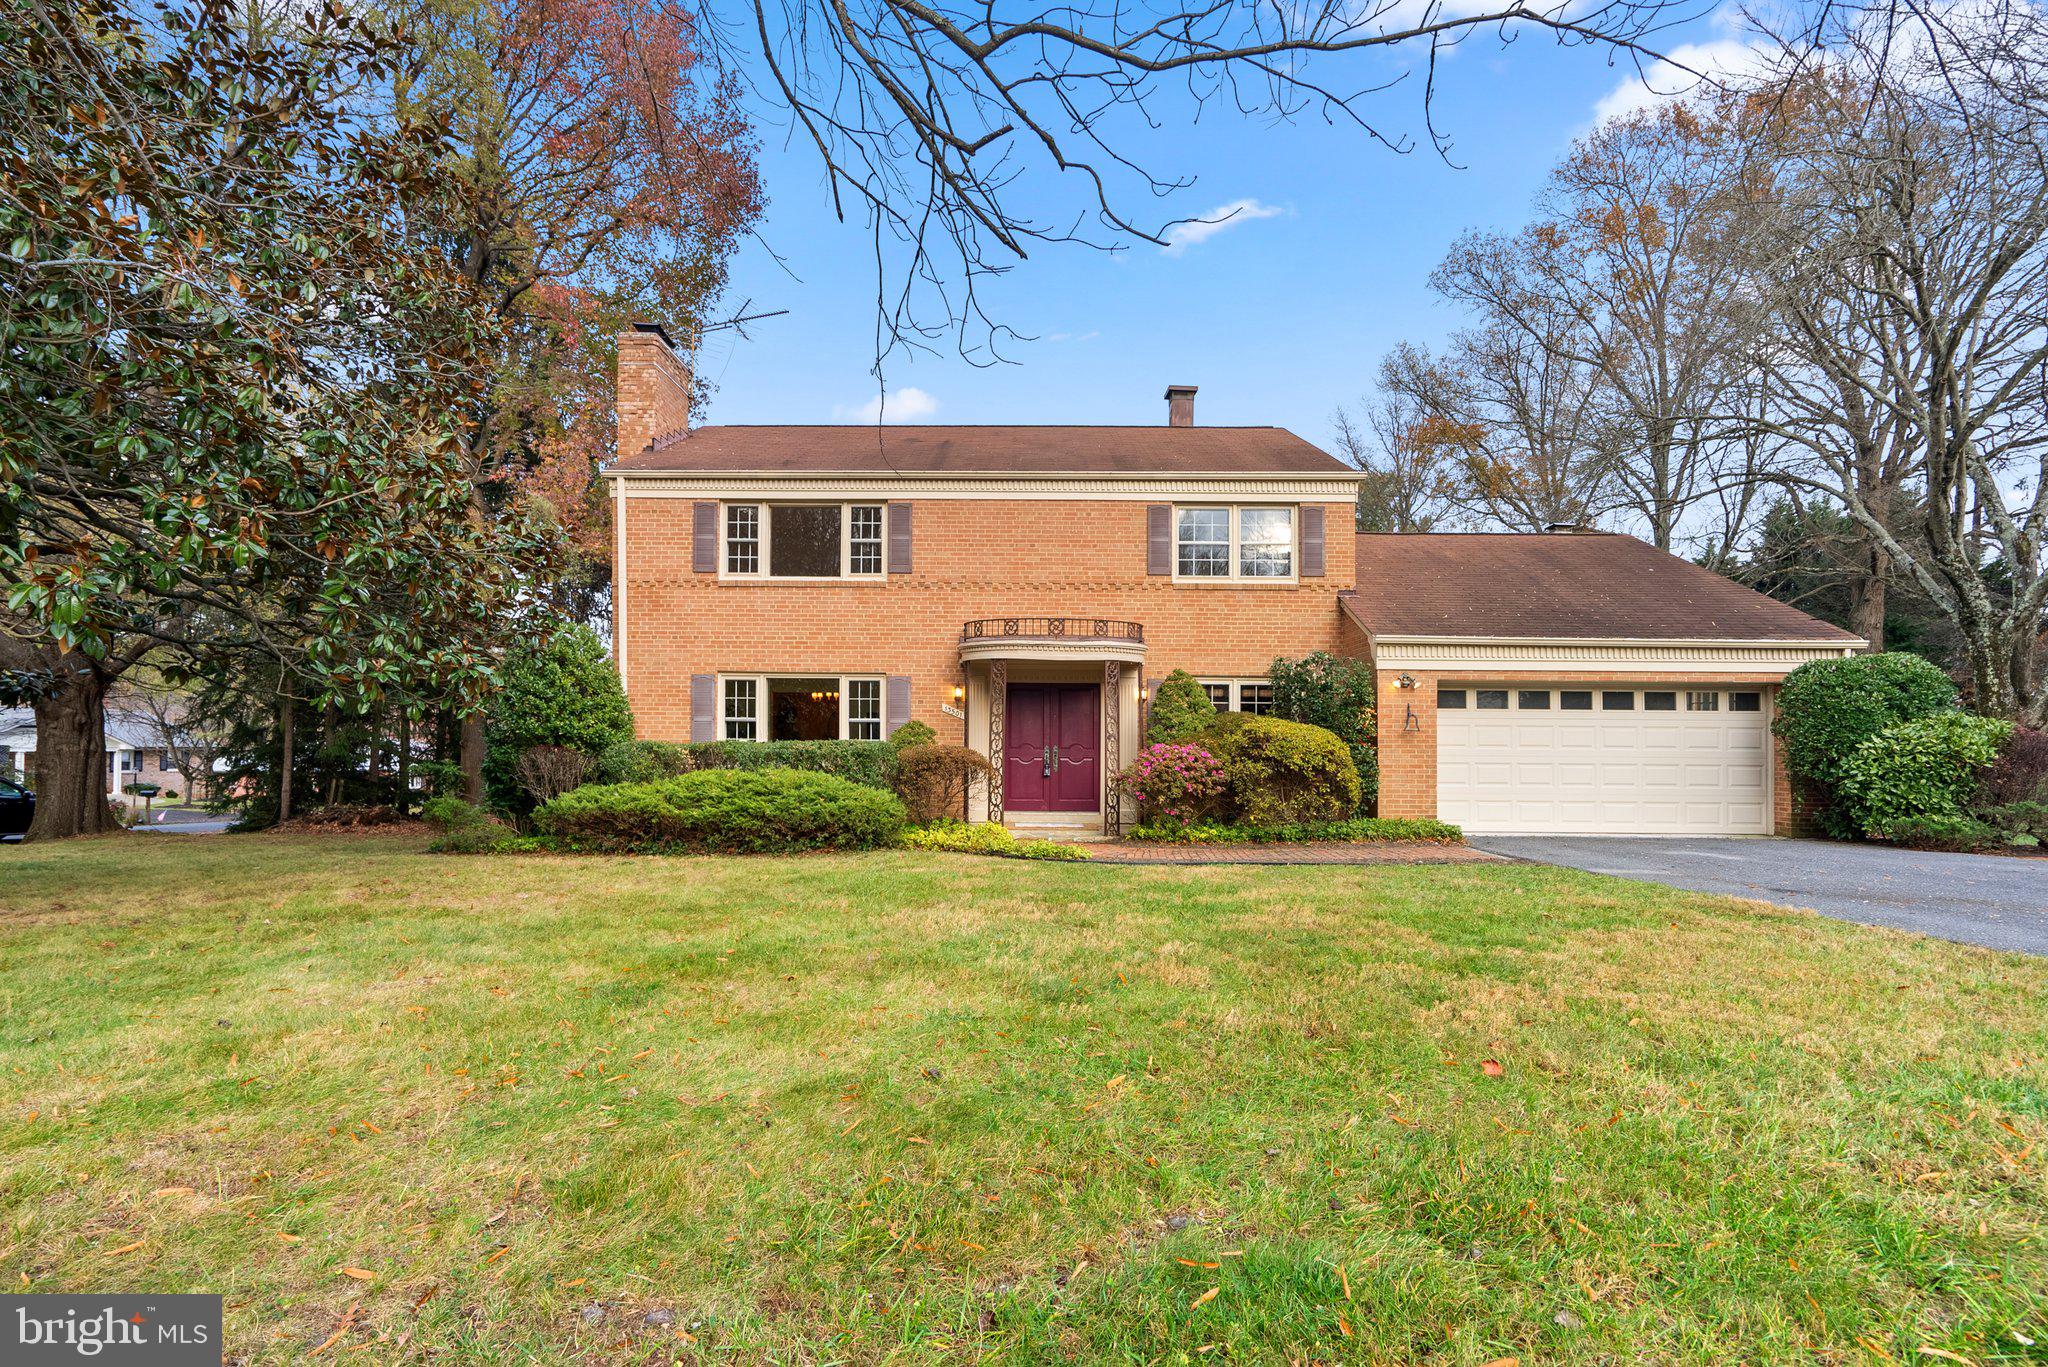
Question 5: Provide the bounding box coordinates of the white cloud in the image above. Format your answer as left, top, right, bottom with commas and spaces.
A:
1161, 199, 1288, 256
1593, 37, 1775, 123
1045, 330, 1101, 343
834, 386, 940, 423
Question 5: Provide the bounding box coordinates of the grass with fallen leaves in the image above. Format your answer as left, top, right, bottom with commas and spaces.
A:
2, 834, 2045, 1364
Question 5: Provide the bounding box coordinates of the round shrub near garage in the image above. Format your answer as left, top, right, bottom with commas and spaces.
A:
534, 770, 907, 854
1199, 715, 1359, 826
1774, 652, 1958, 796
591, 739, 693, 786
1835, 712, 2013, 836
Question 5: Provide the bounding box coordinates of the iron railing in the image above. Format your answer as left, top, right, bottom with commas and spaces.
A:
960, 617, 1145, 643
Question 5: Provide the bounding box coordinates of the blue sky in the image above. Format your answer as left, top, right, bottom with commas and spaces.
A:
697, 11, 1742, 453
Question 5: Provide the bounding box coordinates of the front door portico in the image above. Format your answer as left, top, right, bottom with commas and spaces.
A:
1002, 683, 1100, 812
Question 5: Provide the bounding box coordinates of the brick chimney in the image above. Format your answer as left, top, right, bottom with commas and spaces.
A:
616, 322, 693, 459
1164, 384, 1197, 427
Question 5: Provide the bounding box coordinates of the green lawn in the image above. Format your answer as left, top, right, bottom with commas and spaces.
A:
2, 836, 2045, 1364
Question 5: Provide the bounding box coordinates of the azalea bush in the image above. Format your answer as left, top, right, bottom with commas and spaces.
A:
1118, 742, 1227, 828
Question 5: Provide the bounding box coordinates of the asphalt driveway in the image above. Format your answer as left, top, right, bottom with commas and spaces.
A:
1473, 836, 2048, 955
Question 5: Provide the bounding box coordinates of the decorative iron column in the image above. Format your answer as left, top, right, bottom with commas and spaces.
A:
1103, 659, 1122, 837
987, 661, 1006, 824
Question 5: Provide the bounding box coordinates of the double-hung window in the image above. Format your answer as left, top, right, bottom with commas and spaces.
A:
719, 674, 887, 741
723, 504, 887, 579
1198, 679, 1275, 714
723, 678, 760, 740
1174, 506, 1295, 582
725, 505, 760, 575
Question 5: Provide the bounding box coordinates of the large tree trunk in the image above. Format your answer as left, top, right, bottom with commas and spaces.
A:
459, 713, 485, 804
396, 705, 412, 816
278, 695, 295, 824
1846, 541, 1888, 652
24, 667, 116, 841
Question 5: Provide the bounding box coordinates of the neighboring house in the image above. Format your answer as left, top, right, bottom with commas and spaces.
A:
0, 706, 215, 807
605, 324, 1861, 837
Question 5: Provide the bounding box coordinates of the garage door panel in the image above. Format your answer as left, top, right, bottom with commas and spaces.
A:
1437, 683, 1772, 836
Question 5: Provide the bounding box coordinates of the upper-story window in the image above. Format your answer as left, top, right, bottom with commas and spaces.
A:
723, 504, 886, 579
1175, 506, 1295, 582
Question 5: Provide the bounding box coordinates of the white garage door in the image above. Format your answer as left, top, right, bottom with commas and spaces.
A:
1437, 685, 1772, 835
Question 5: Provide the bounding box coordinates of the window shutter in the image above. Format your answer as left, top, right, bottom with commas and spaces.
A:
690, 674, 715, 742
1147, 505, 1171, 576
692, 502, 717, 573
885, 676, 912, 736
887, 502, 913, 574
1301, 505, 1325, 578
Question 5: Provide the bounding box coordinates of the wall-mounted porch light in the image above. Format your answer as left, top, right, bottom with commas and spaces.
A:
951, 684, 965, 703
1395, 673, 1417, 690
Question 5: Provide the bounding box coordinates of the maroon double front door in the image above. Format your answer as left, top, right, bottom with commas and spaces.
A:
1003, 684, 1100, 812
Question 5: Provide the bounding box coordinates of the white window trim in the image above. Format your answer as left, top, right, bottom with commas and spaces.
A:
719, 502, 887, 582
1196, 678, 1275, 714
1171, 505, 1298, 584
715, 673, 888, 741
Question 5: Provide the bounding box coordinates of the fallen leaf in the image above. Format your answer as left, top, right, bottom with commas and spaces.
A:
1190, 1287, 1219, 1311
106, 1241, 144, 1257
1916, 1349, 1976, 1365
339, 1267, 375, 1281
1481, 1059, 1505, 1077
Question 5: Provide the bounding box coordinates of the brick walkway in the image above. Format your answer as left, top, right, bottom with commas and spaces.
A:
1087, 841, 1507, 866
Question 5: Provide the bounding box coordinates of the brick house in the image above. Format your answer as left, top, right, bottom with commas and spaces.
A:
0, 706, 216, 808
607, 325, 1861, 836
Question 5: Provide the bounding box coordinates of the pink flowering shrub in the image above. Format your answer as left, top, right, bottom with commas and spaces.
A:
1119, 743, 1227, 828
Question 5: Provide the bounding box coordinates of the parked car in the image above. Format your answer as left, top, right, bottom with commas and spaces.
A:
0, 776, 32, 838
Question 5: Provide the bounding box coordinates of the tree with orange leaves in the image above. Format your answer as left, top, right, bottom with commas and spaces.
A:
387, 0, 764, 618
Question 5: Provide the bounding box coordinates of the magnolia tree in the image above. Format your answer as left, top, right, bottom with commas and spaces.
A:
0, 0, 561, 838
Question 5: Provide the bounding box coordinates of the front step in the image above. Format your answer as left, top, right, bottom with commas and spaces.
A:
1004, 821, 1114, 845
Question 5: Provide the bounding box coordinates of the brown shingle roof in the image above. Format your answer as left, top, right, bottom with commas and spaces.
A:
1343, 532, 1864, 643
613, 425, 1353, 475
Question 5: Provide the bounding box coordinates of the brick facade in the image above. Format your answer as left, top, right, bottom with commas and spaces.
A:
619, 496, 1359, 745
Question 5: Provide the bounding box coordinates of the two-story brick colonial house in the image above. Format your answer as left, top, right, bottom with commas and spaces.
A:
608, 324, 1862, 837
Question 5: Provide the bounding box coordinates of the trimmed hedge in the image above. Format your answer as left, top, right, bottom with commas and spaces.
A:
897, 820, 1090, 860
678, 740, 898, 790
591, 740, 694, 786
1836, 712, 2012, 835
1199, 715, 1359, 826
1126, 817, 1463, 844
588, 739, 897, 789
534, 769, 906, 853
888, 720, 937, 751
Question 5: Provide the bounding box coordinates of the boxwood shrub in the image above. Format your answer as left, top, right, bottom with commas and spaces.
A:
1836, 712, 2013, 835
1198, 715, 1359, 825
1145, 669, 1218, 744
534, 770, 906, 854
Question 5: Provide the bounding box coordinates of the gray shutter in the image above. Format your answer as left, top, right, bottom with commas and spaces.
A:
690, 674, 715, 742
887, 502, 913, 574
885, 676, 912, 736
1147, 505, 1171, 576
692, 502, 717, 573
1301, 505, 1325, 578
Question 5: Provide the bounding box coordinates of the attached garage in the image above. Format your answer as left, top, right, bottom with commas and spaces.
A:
1345, 533, 1866, 837
1434, 683, 1771, 835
